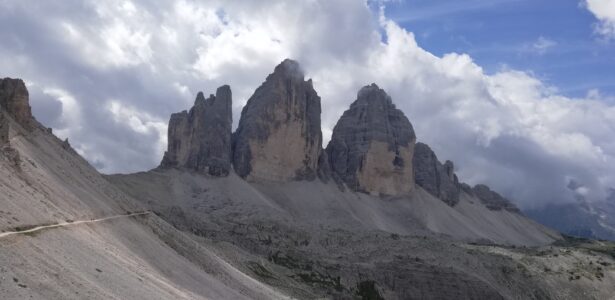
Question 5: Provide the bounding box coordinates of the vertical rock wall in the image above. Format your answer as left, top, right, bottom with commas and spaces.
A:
161, 86, 233, 176
232, 59, 322, 182
0, 78, 32, 130
327, 84, 416, 196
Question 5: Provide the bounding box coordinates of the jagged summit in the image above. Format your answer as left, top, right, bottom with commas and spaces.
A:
327, 84, 416, 196
273, 58, 305, 79
195, 91, 207, 104
232, 58, 322, 182
160, 85, 232, 176
356, 83, 391, 103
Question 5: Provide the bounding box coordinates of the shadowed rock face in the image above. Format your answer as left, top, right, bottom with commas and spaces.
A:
0, 112, 7, 144
472, 184, 521, 213
327, 84, 416, 196
232, 59, 322, 182
413, 142, 461, 206
0, 78, 32, 130
160, 86, 232, 176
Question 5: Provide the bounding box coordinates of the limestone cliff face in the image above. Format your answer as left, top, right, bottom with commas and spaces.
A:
327, 84, 416, 196
413, 142, 461, 206
0, 78, 32, 130
160, 85, 232, 176
232, 59, 322, 182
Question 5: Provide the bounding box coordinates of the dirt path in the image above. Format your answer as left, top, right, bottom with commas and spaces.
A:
0, 211, 150, 239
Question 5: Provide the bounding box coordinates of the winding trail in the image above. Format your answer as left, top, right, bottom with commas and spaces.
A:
0, 211, 150, 239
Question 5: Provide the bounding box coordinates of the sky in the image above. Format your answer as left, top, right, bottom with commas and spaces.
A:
0, 0, 614, 209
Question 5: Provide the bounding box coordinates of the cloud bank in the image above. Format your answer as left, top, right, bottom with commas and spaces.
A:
585, 0, 615, 39
0, 0, 614, 209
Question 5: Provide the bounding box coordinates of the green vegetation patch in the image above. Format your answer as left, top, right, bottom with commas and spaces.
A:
246, 261, 277, 280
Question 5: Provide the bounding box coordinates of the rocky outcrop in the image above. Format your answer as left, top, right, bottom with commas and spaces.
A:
327, 84, 416, 196
413, 142, 461, 206
471, 184, 520, 213
0, 78, 32, 130
0, 111, 8, 145
160, 86, 232, 176
232, 59, 322, 182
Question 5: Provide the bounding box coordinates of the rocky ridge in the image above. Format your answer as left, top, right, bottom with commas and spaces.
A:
466, 184, 521, 213
232, 59, 322, 182
160, 85, 233, 176
412, 142, 461, 206
326, 84, 416, 196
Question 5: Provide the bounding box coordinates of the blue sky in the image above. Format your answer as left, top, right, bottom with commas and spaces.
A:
385, 0, 615, 98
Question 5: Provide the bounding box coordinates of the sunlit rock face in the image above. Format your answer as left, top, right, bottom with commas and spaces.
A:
0, 78, 32, 130
232, 59, 323, 182
160, 85, 233, 176
327, 84, 416, 196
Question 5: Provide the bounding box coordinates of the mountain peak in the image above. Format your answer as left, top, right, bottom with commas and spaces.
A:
233, 59, 322, 182
194, 91, 206, 105
273, 58, 304, 77
327, 85, 416, 196
161, 86, 233, 176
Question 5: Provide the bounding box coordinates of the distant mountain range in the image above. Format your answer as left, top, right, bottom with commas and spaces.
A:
526, 193, 615, 241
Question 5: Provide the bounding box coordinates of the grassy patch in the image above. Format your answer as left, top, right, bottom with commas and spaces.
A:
291, 271, 343, 291
553, 235, 615, 259
247, 262, 277, 280
269, 251, 312, 270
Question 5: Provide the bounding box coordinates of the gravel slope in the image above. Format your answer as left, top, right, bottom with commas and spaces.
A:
0, 119, 291, 300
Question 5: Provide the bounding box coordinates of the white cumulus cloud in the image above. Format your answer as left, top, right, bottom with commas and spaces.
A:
585, 0, 615, 39
0, 0, 614, 209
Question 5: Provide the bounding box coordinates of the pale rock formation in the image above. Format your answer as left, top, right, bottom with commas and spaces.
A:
413, 142, 461, 206
160, 86, 232, 176
232, 59, 322, 182
327, 84, 416, 196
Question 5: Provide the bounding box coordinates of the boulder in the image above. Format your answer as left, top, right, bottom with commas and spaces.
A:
412, 142, 461, 206
160, 85, 233, 176
0, 78, 32, 129
326, 84, 416, 196
232, 59, 322, 181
